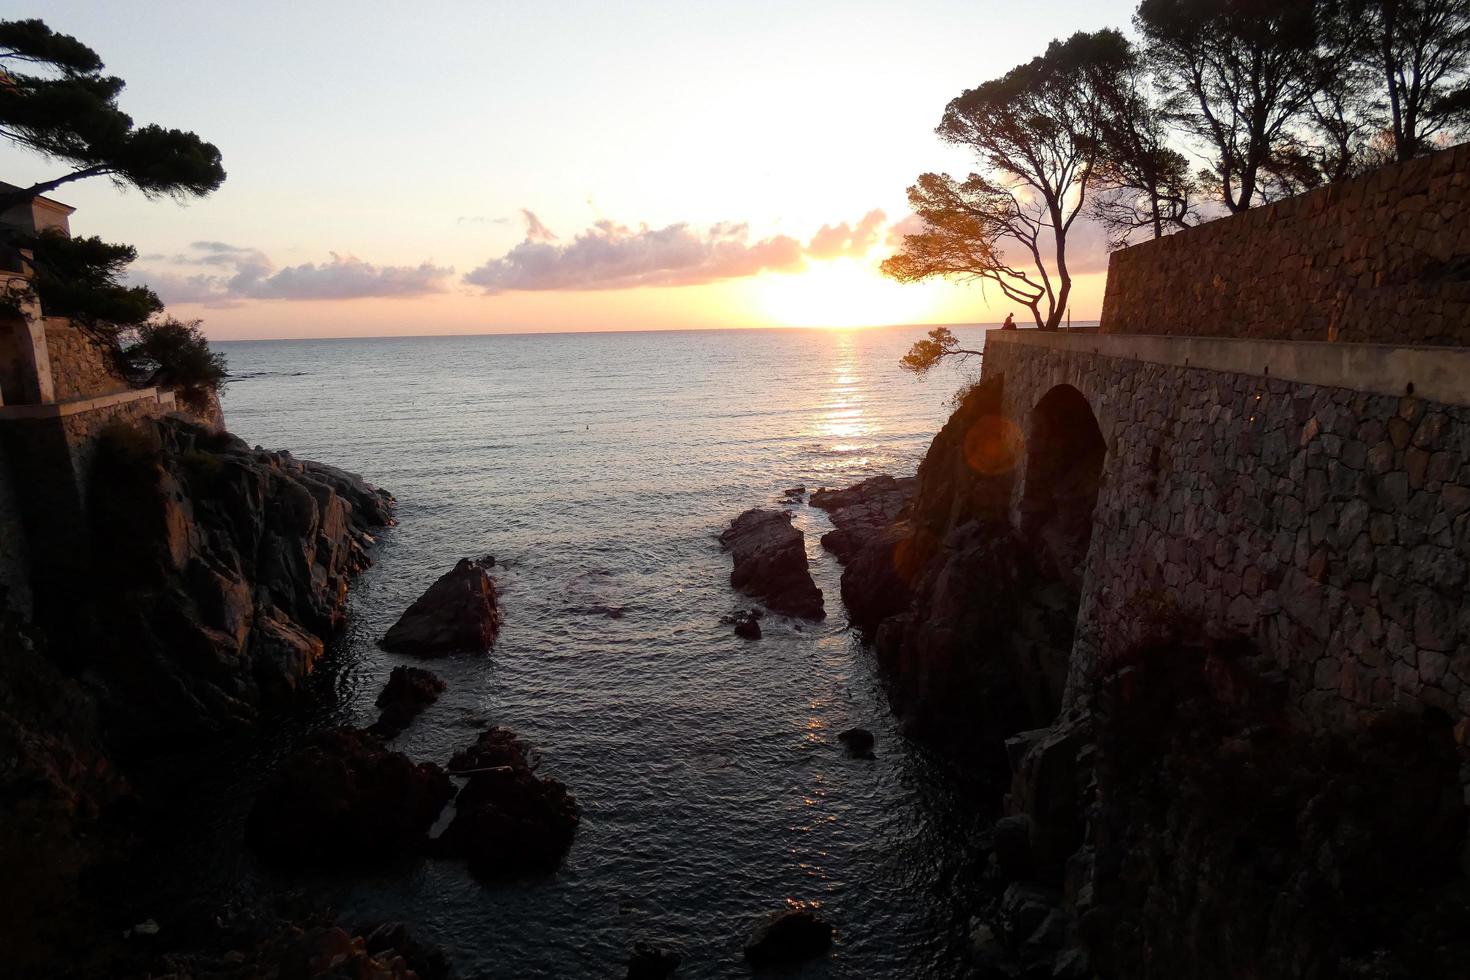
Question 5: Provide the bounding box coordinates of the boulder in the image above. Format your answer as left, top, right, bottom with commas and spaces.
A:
743, 909, 834, 968
382, 557, 501, 656
435, 727, 580, 877
837, 727, 875, 758
245, 727, 452, 865
718, 509, 824, 620
369, 665, 447, 737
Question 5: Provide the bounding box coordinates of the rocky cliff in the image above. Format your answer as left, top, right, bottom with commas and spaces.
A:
0, 413, 393, 975
82, 415, 393, 746
824, 380, 1470, 977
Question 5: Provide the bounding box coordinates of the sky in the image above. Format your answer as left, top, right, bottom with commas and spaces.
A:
4, 0, 1139, 340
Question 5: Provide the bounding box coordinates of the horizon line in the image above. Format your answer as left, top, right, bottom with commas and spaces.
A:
209, 320, 1072, 344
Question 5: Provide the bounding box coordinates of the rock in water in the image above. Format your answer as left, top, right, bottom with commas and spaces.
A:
382, 557, 501, 656
627, 940, 681, 979
245, 727, 452, 866
434, 727, 580, 877
811, 474, 915, 564
837, 727, 875, 758
718, 509, 824, 620
743, 909, 834, 968
731, 609, 762, 640
369, 665, 447, 737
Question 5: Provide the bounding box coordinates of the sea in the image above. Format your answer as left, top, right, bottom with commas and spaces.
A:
199, 324, 996, 978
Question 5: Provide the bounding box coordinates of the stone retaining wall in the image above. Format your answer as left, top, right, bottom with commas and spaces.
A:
44, 318, 129, 401
1099, 142, 1470, 346
982, 338, 1470, 730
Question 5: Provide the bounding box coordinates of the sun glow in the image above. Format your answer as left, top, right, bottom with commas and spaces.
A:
757, 257, 941, 329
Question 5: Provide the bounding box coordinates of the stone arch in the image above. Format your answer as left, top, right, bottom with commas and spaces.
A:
1020, 384, 1106, 590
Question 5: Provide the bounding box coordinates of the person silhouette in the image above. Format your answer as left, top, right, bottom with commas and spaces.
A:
1001, 313, 1017, 330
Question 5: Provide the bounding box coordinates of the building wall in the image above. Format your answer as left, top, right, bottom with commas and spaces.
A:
43, 319, 130, 401
982, 338, 1470, 730
1099, 142, 1470, 346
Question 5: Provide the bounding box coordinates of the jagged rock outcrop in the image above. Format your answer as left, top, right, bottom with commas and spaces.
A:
245, 727, 453, 866
381, 557, 501, 656
84, 416, 394, 746
718, 509, 824, 619
818, 380, 1071, 742
433, 727, 580, 877
810, 474, 914, 564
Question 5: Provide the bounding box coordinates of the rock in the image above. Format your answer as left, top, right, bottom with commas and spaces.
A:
991, 813, 1035, 881
362, 921, 454, 980
369, 665, 447, 737
743, 909, 834, 968
434, 727, 580, 877
245, 727, 452, 865
627, 940, 681, 979
811, 474, 916, 564
731, 609, 762, 640
718, 509, 824, 619
782, 486, 806, 500
381, 557, 502, 656
82, 416, 395, 744
837, 727, 875, 758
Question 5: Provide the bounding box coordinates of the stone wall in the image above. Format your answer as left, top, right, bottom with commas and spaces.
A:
982, 339, 1470, 731
43, 318, 129, 401
1099, 142, 1470, 346
0, 438, 30, 617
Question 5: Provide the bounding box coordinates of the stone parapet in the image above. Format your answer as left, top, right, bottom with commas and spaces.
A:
1099, 142, 1470, 345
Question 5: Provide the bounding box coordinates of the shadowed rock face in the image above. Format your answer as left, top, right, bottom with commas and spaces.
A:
369, 665, 447, 737
811, 474, 915, 565
743, 909, 834, 968
433, 727, 580, 877
84, 416, 395, 746
381, 557, 501, 656
718, 509, 824, 620
245, 727, 453, 866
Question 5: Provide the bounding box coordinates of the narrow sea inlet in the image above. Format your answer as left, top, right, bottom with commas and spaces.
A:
213, 326, 989, 977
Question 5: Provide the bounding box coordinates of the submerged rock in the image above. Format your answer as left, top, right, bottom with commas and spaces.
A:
435, 727, 580, 877
382, 557, 501, 656
627, 940, 681, 979
837, 727, 875, 758
730, 609, 763, 640
369, 665, 447, 737
718, 509, 824, 620
245, 727, 452, 866
743, 909, 834, 968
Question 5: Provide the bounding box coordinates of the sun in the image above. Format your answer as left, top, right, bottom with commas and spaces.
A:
756, 257, 943, 328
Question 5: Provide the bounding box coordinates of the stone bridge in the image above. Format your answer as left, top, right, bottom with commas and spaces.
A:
980, 329, 1470, 730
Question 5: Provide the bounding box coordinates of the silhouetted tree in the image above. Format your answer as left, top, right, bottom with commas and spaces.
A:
118, 316, 227, 395
0, 18, 224, 211
1137, 0, 1336, 211
21, 228, 162, 328
898, 326, 984, 375
1090, 39, 1201, 246
1359, 0, 1470, 160
884, 30, 1132, 330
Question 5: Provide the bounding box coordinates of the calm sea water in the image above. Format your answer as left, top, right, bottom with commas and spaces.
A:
212, 325, 992, 979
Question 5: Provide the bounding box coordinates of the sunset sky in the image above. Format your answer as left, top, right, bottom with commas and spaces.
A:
6, 0, 1136, 340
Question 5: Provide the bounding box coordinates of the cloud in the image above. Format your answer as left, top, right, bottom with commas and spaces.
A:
464, 208, 907, 294
806, 209, 885, 260
464, 219, 807, 293
456, 215, 511, 225
520, 209, 558, 243
136, 242, 453, 305
884, 213, 928, 246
